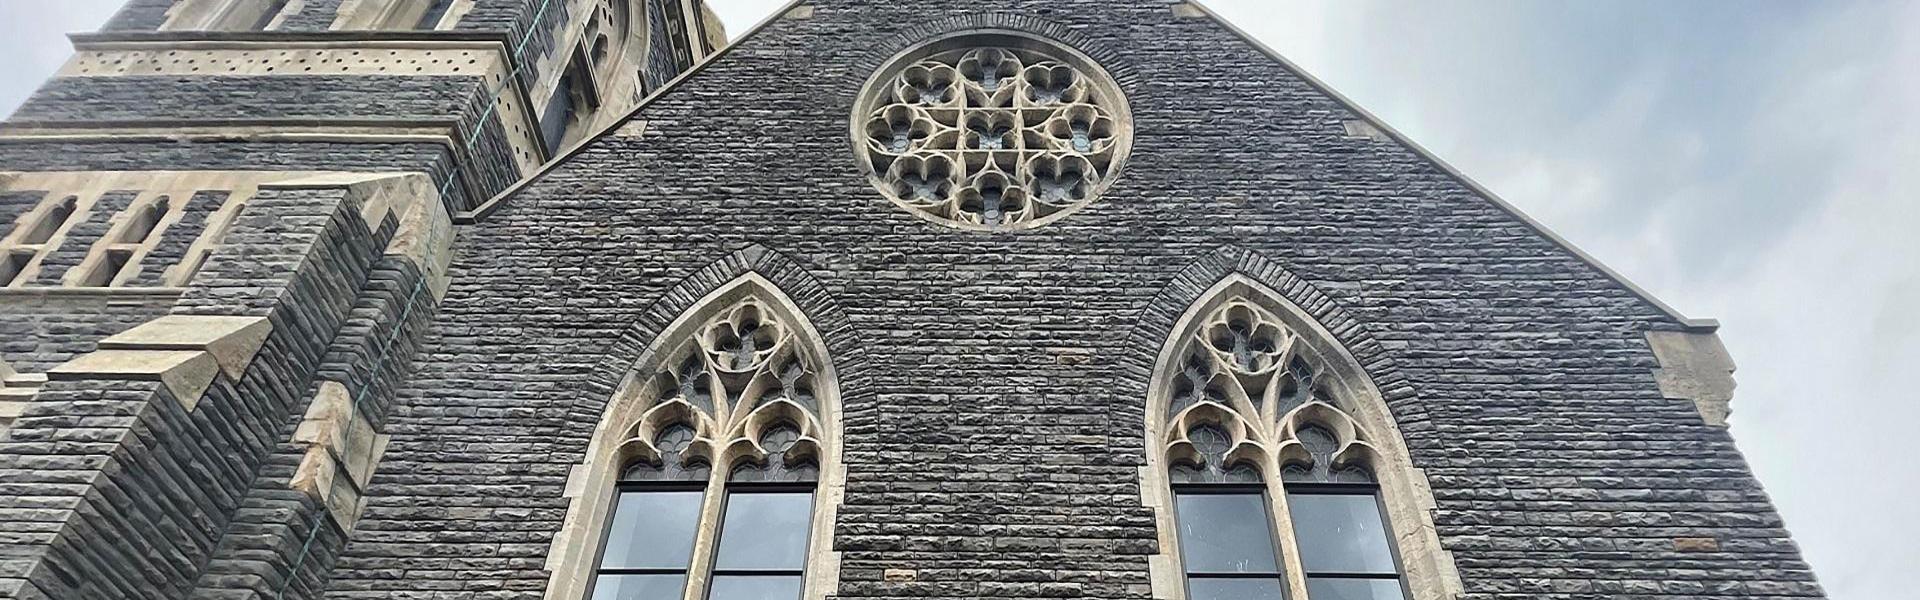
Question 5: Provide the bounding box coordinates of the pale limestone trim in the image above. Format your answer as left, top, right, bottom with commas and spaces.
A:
1143, 275, 1464, 600
1646, 330, 1737, 427
98, 315, 273, 379
377, 173, 456, 300
0, 171, 362, 290
332, 0, 436, 31
161, 0, 295, 32
543, 273, 845, 600
60, 38, 545, 173
290, 381, 392, 532
49, 350, 220, 410
537, 0, 657, 156
46, 313, 274, 410
263, 171, 434, 236
689, 0, 727, 58
528, 0, 609, 115
0, 399, 26, 435
0, 361, 33, 433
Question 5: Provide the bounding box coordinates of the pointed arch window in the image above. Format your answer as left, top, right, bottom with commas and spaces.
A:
549, 277, 843, 600
1146, 277, 1462, 600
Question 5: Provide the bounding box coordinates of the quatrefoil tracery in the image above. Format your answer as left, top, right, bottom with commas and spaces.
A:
619, 298, 827, 483
1164, 298, 1382, 485
859, 43, 1129, 230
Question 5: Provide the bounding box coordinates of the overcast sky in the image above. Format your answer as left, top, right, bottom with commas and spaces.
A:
3, 2, 1913, 598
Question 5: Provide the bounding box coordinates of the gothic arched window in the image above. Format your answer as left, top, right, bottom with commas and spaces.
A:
852, 32, 1133, 231
1145, 276, 1462, 600
546, 275, 842, 600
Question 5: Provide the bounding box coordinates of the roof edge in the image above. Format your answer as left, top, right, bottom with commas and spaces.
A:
454, 0, 1718, 333
455, 0, 807, 225
1183, 1, 1717, 332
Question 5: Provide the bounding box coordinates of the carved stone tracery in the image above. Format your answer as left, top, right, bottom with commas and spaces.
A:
856, 35, 1131, 230
1144, 276, 1466, 600
617, 298, 827, 483
1162, 298, 1383, 486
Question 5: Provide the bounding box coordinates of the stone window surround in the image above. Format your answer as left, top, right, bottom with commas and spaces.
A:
851, 29, 1135, 232
530, 0, 674, 156
330, 0, 477, 31
544, 273, 845, 600
1142, 275, 1465, 600
0, 171, 310, 290
161, 0, 296, 32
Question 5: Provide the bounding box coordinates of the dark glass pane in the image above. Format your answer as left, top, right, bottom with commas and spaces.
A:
590, 574, 686, 600
1174, 492, 1280, 574
417, 0, 457, 29
1306, 577, 1404, 600
541, 72, 576, 155
600, 491, 703, 569
1287, 493, 1398, 575
1187, 577, 1285, 600
708, 575, 805, 600
715, 492, 814, 570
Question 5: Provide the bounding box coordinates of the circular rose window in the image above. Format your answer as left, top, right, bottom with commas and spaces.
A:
853, 33, 1133, 231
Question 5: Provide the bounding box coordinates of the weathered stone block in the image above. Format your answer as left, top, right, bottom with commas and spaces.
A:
96, 314, 272, 378
47, 349, 218, 410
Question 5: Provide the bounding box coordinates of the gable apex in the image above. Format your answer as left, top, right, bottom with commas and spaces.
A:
1175, 0, 1715, 330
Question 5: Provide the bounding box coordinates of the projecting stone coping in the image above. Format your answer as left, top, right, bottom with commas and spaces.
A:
47, 314, 273, 410
98, 314, 272, 378
49, 349, 220, 410
1647, 330, 1738, 427
290, 380, 390, 531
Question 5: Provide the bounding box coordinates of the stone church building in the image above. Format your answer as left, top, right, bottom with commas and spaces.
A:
0, 1, 1825, 599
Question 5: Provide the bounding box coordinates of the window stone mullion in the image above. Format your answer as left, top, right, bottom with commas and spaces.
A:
1263, 458, 1312, 600
681, 471, 729, 600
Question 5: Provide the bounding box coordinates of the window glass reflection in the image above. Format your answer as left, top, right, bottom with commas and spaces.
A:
1287, 493, 1398, 575
601, 490, 704, 569
1175, 492, 1281, 574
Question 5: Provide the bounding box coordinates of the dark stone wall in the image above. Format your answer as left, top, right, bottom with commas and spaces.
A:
0, 185, 389, 599
11, 76, 485, 123
102, 0, 175, 31
189, 257, 435, 600
460, 0, 574, 90
4, 72, 517, 210
322, 2, 1824, 600
0, 293, 175, 372
0, 140, 487, 211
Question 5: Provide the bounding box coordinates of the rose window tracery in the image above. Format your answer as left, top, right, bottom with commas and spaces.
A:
855, 36, 1131, 230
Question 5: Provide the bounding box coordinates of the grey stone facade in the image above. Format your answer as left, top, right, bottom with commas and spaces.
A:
0, 1, 1822, 600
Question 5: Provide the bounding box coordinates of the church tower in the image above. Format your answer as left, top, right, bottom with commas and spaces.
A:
0, 2, 1824, 600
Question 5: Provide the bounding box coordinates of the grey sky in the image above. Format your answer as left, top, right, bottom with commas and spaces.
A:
3, 1, 1913, 598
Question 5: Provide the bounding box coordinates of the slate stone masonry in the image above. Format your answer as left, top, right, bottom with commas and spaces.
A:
0, 1, 1825, 599
327, 2, 1823, 600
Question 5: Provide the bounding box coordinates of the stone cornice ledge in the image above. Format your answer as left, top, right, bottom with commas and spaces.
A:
47, 315, 273, 410
68, 30, 514, 46
1646, 330, 1738, 427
